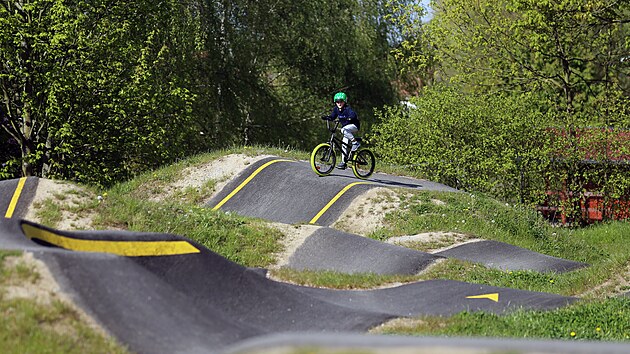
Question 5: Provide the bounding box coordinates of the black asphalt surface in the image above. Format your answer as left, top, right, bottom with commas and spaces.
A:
0, 177, 38, 219
0, 218, 392, 353
287, 227, 444, 275
295, 278, 576, 316
207, 157, 457, 226
0, 218, 584, 354
436, 240, 588, 273
210, 158, 588, 274
286, 228, 588, 276
0, 166, 624, 354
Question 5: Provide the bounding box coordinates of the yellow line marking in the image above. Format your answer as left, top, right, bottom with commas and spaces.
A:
21, 223, 200, 257
212, 159, 293, 211
466, 293, 499, 302
309, 182, 372, 224
5, 177, 27, 218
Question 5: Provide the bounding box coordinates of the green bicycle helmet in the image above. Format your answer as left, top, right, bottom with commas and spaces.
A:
333, 92, 347, 102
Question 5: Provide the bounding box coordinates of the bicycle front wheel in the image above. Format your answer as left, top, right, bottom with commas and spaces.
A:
351, 149, 375, 179
310, 143, 336, 176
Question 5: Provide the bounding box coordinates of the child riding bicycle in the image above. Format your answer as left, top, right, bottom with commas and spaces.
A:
321, 92, 360, 169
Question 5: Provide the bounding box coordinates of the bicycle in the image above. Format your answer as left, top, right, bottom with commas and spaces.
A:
310, 119, 376, 179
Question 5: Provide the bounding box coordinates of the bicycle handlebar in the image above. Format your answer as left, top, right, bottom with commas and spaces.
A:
326, 119, 339, 133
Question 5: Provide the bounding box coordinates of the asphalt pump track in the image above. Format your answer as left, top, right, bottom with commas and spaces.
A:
0, 217, 584, 354
209, 157, 588, 275
0, 168, 624, 353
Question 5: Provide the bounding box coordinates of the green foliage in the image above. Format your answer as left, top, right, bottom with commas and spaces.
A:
378, 0, 630, 224
372, 83, 630, 223
1, 0, 200, 187
1, 0, 408, 187
427, 0, 629, 114
385, 0, 436, 91
189, 0, 402, 147
372, 85, 550, 202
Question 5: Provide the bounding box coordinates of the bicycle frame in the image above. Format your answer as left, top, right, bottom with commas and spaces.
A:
325, 120, 355, 162
311, 119, 375, 179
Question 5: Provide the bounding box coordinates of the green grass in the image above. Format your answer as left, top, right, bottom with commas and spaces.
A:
95, 199, 283, 267
375, 298, 630, 341
367, 190, 630, 296
28, 147, 630, 343
271, 268, 420, 289
0, 251, 128, 353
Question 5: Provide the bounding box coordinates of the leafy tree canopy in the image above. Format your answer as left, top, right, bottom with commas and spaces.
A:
1, 0, 420, 186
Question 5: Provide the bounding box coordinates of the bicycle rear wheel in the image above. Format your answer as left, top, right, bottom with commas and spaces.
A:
351, 149, 375, 179
310, 143, 336, 176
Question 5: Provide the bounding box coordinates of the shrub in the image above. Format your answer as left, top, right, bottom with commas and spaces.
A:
371, 85, 549, 203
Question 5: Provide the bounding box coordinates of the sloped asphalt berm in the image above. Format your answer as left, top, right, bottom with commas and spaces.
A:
436, 240, 588, 273
0, 218, 585, 354
207, 157, 457, 226
286, 228, 588, 275
287, 227, 444, 275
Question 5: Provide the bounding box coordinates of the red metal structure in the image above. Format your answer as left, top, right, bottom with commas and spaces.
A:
537, 127, 630, 225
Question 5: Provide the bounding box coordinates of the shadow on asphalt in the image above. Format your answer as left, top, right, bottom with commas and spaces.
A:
336, 174, 424, 189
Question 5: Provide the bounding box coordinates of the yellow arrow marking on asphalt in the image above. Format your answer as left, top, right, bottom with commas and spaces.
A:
5, 177, 27, 218
309, 182, 372, 225
466, 293, 499, 302
21, 223, 200, 257
212, 159, 294, 211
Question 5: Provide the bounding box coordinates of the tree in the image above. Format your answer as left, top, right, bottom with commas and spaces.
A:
1, 0, 198, 186
372, 85, 550, 201
427, 0, 629, 121
188, 0, 402, 148
1, 0, 64, 177
385, 0, 435, 93
1, 0, 410, 186
381, 0, 630, 222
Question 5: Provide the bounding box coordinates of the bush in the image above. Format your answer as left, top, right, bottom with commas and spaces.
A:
371, 85, 549, 203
